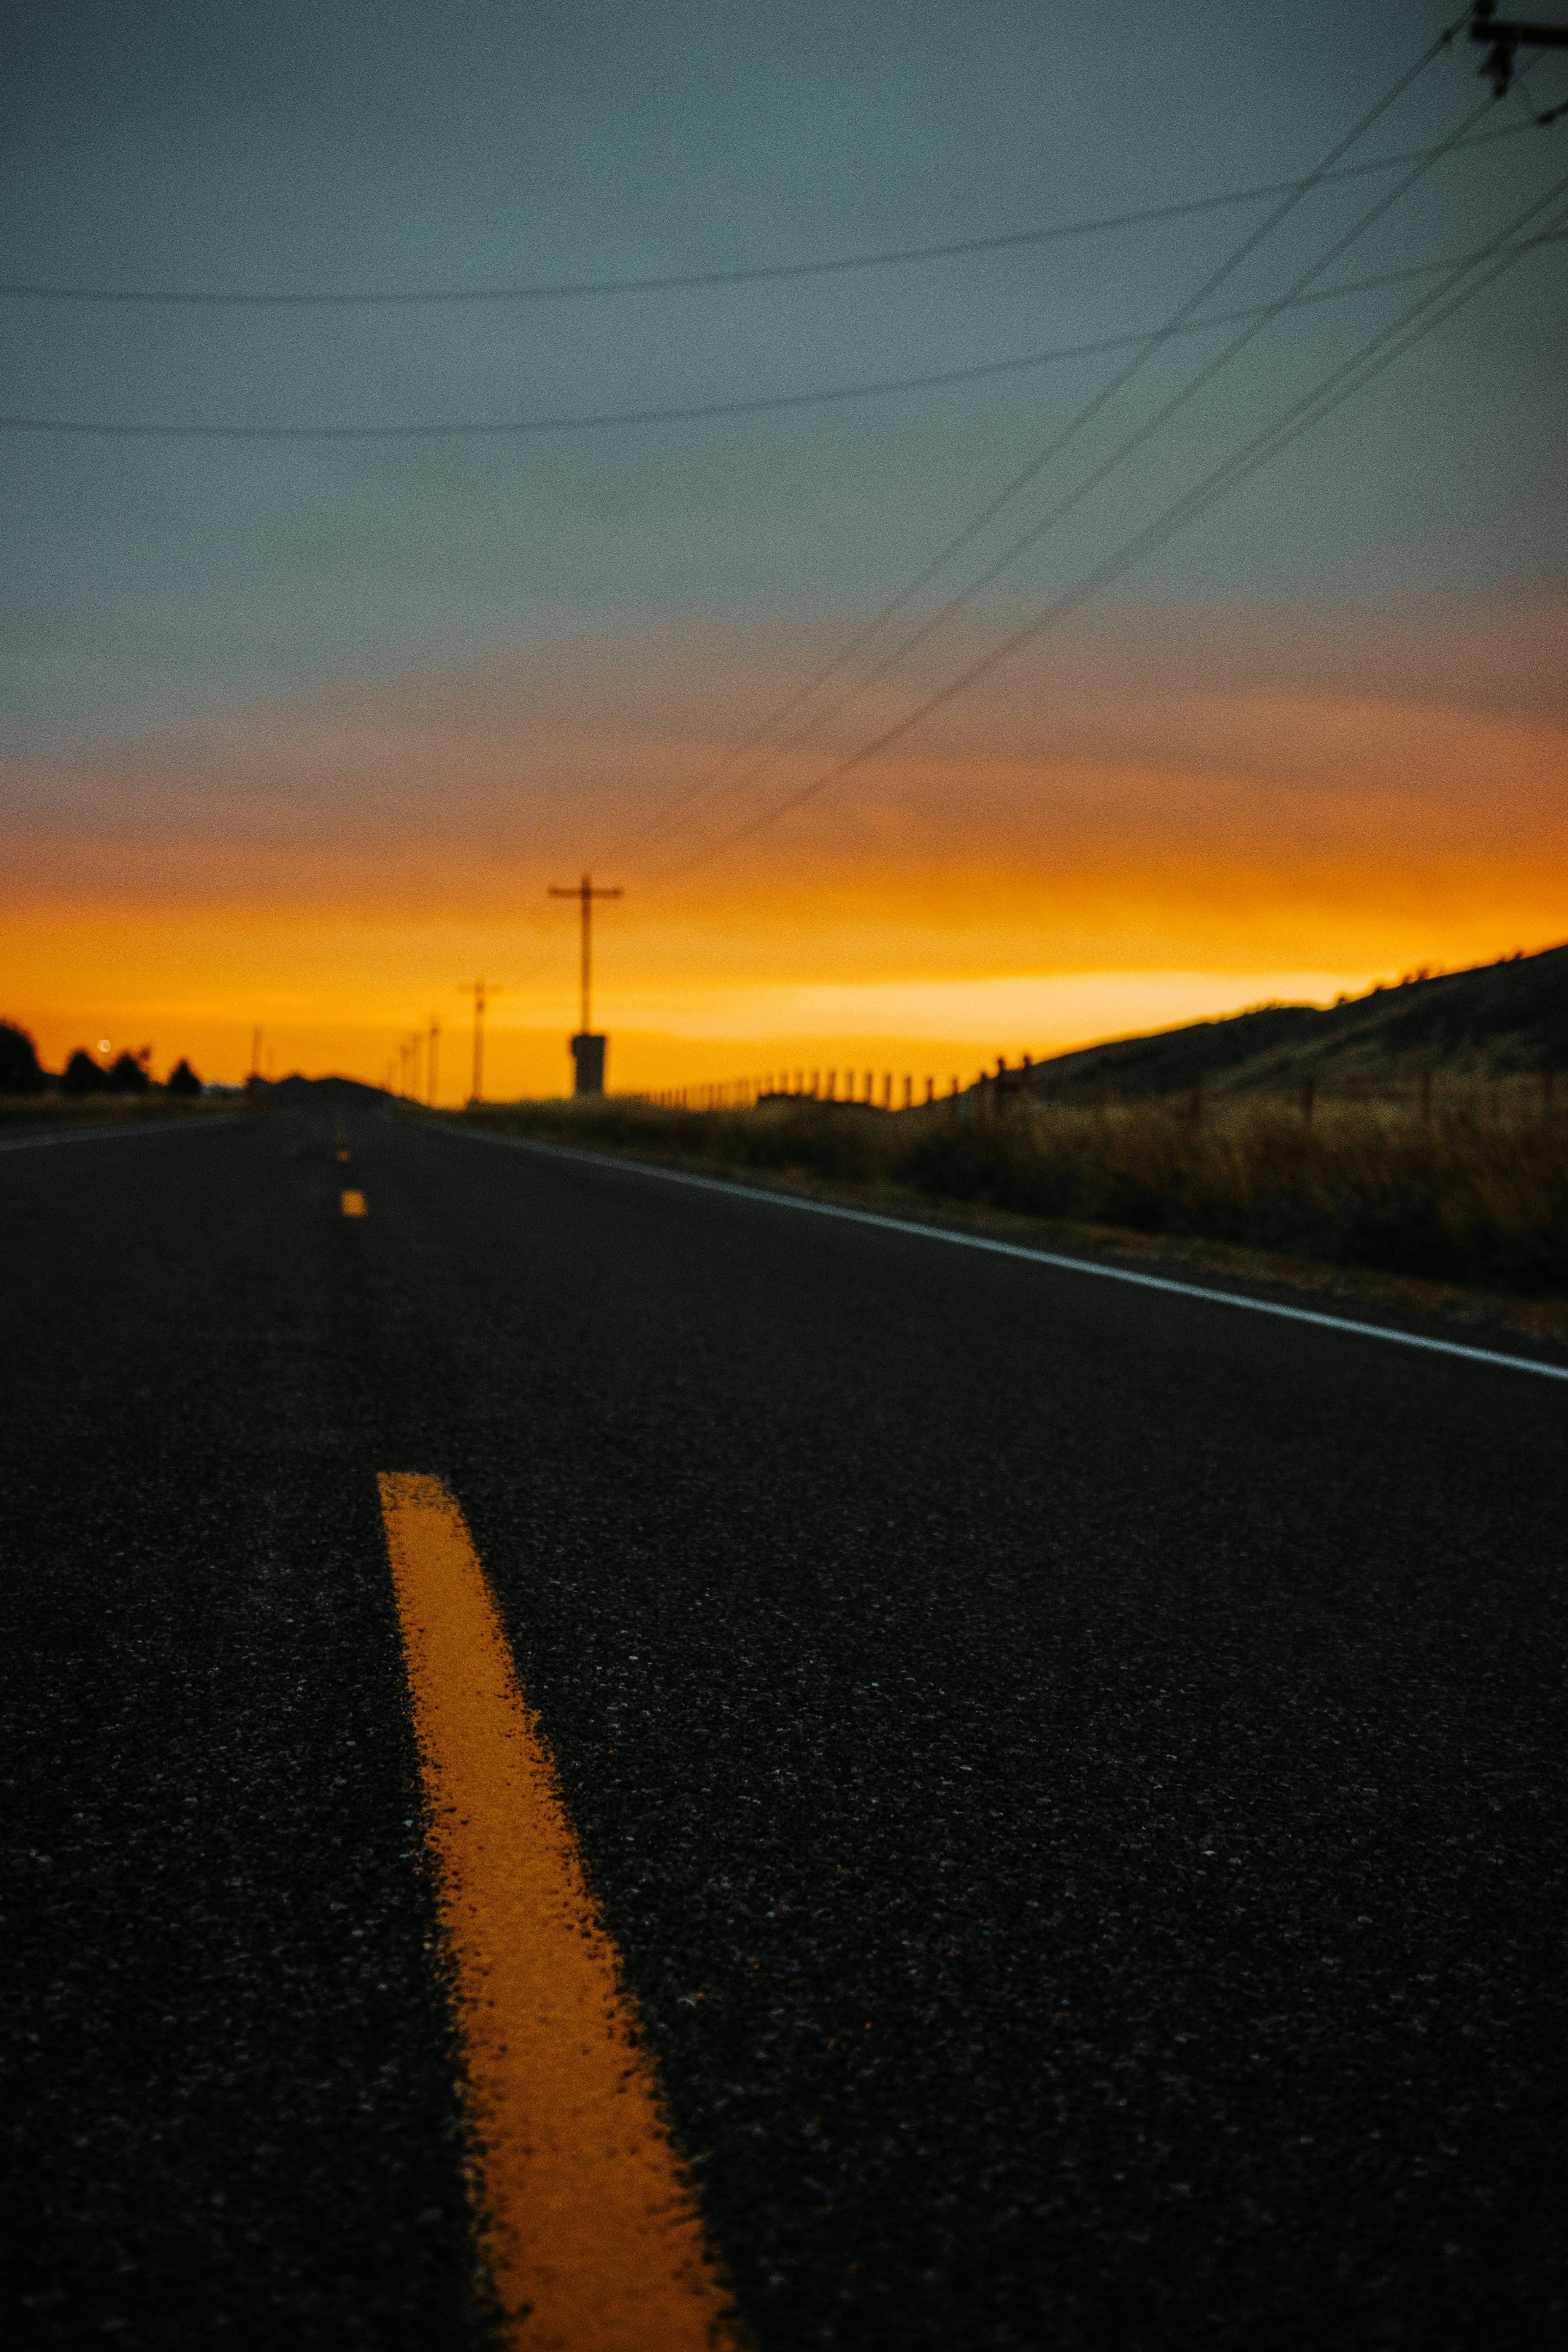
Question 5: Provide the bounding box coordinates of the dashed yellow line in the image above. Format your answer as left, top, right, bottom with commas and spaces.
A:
337, 1147, 352, 1163
377, 1474, 738, 2351
340, 1190, 366, 1217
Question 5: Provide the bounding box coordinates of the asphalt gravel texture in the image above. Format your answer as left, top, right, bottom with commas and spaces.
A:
3, 1103, 1565, 2351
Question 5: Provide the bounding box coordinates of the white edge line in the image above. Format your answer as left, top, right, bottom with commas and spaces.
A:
0, 1116, 242, 1154
432, 1121, 1568, 1387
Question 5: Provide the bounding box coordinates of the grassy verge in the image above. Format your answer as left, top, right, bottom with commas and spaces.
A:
0, 1094, 237, 1132
427, 1094, 1568, 1342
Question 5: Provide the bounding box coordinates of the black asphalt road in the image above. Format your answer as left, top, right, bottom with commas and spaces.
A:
4, 1105, 1565, 2350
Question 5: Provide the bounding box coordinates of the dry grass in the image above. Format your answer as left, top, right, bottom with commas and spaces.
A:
0, 1093, 230, 1131
449, 1091, 1568, 1299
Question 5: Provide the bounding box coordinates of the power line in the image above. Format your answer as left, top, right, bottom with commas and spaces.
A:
669, 172, 1568, 878
658, 169, 1568, 881
607, 27, 1475, 863
625, 86, 1511, 862
0, 121, 1545, 309
5, 228, 1559, 445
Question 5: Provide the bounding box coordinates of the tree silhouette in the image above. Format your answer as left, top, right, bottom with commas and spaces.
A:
166, 1058, 202, 1098
63, 1049, 111, 1095
0, 1020, 45, 1094
107, 1050, 151, 1094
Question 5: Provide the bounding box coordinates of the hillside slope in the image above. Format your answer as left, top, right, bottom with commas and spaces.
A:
1025, 942, 1568, 1104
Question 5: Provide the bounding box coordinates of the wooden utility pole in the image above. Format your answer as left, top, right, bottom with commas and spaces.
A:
547, 873, 623, 1096
427, 1017, 440, 1108
547, 873, 623, 1036
459, 981, 500, 1104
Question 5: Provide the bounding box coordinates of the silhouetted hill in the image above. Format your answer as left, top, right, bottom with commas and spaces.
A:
258, 1075, 393, 1105
1026, 941, 1568, 1103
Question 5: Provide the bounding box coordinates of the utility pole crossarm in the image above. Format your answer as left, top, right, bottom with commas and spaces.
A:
1467, 0, 1568, 92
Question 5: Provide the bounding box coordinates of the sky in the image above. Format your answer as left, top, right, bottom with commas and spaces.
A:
3, 0, 1565, 1099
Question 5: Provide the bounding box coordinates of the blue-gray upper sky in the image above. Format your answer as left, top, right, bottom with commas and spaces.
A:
3, 0, 1565, 749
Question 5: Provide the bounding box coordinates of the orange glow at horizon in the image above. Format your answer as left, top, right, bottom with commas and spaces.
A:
5, 591, 1564, 1095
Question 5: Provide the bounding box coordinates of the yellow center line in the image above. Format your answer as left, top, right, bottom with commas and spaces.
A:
340, 1190, 367, 1217
377, 1474, 740, 2351
337, 1148, 352, 1163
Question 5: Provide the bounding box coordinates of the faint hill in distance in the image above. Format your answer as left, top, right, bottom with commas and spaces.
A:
1026, 941, 1568, 1104
254, 1074, 393, 1105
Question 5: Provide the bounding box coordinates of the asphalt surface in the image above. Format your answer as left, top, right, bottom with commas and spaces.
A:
3, 1103, 1564, 2350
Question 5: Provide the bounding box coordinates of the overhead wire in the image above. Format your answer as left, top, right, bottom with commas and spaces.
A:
622, 84, 1508, 863
605, 24, 1480, 863
655, 166, 1568, 882
9, 15, 1557, 923
0, 120, 1543, 308
2, 223, 1557, 443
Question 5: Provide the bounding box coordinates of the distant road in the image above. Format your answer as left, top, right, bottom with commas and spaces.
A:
4, 1107, 1564, 2349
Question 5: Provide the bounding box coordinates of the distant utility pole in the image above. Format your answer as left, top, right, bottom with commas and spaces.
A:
250, 1026, 262, 1081
427, 1017, 440, 1108
548, 873, 623, 1035
547, 873, 623, 1096
459, 980, 501, 1104
1466, 0, 1568, 94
